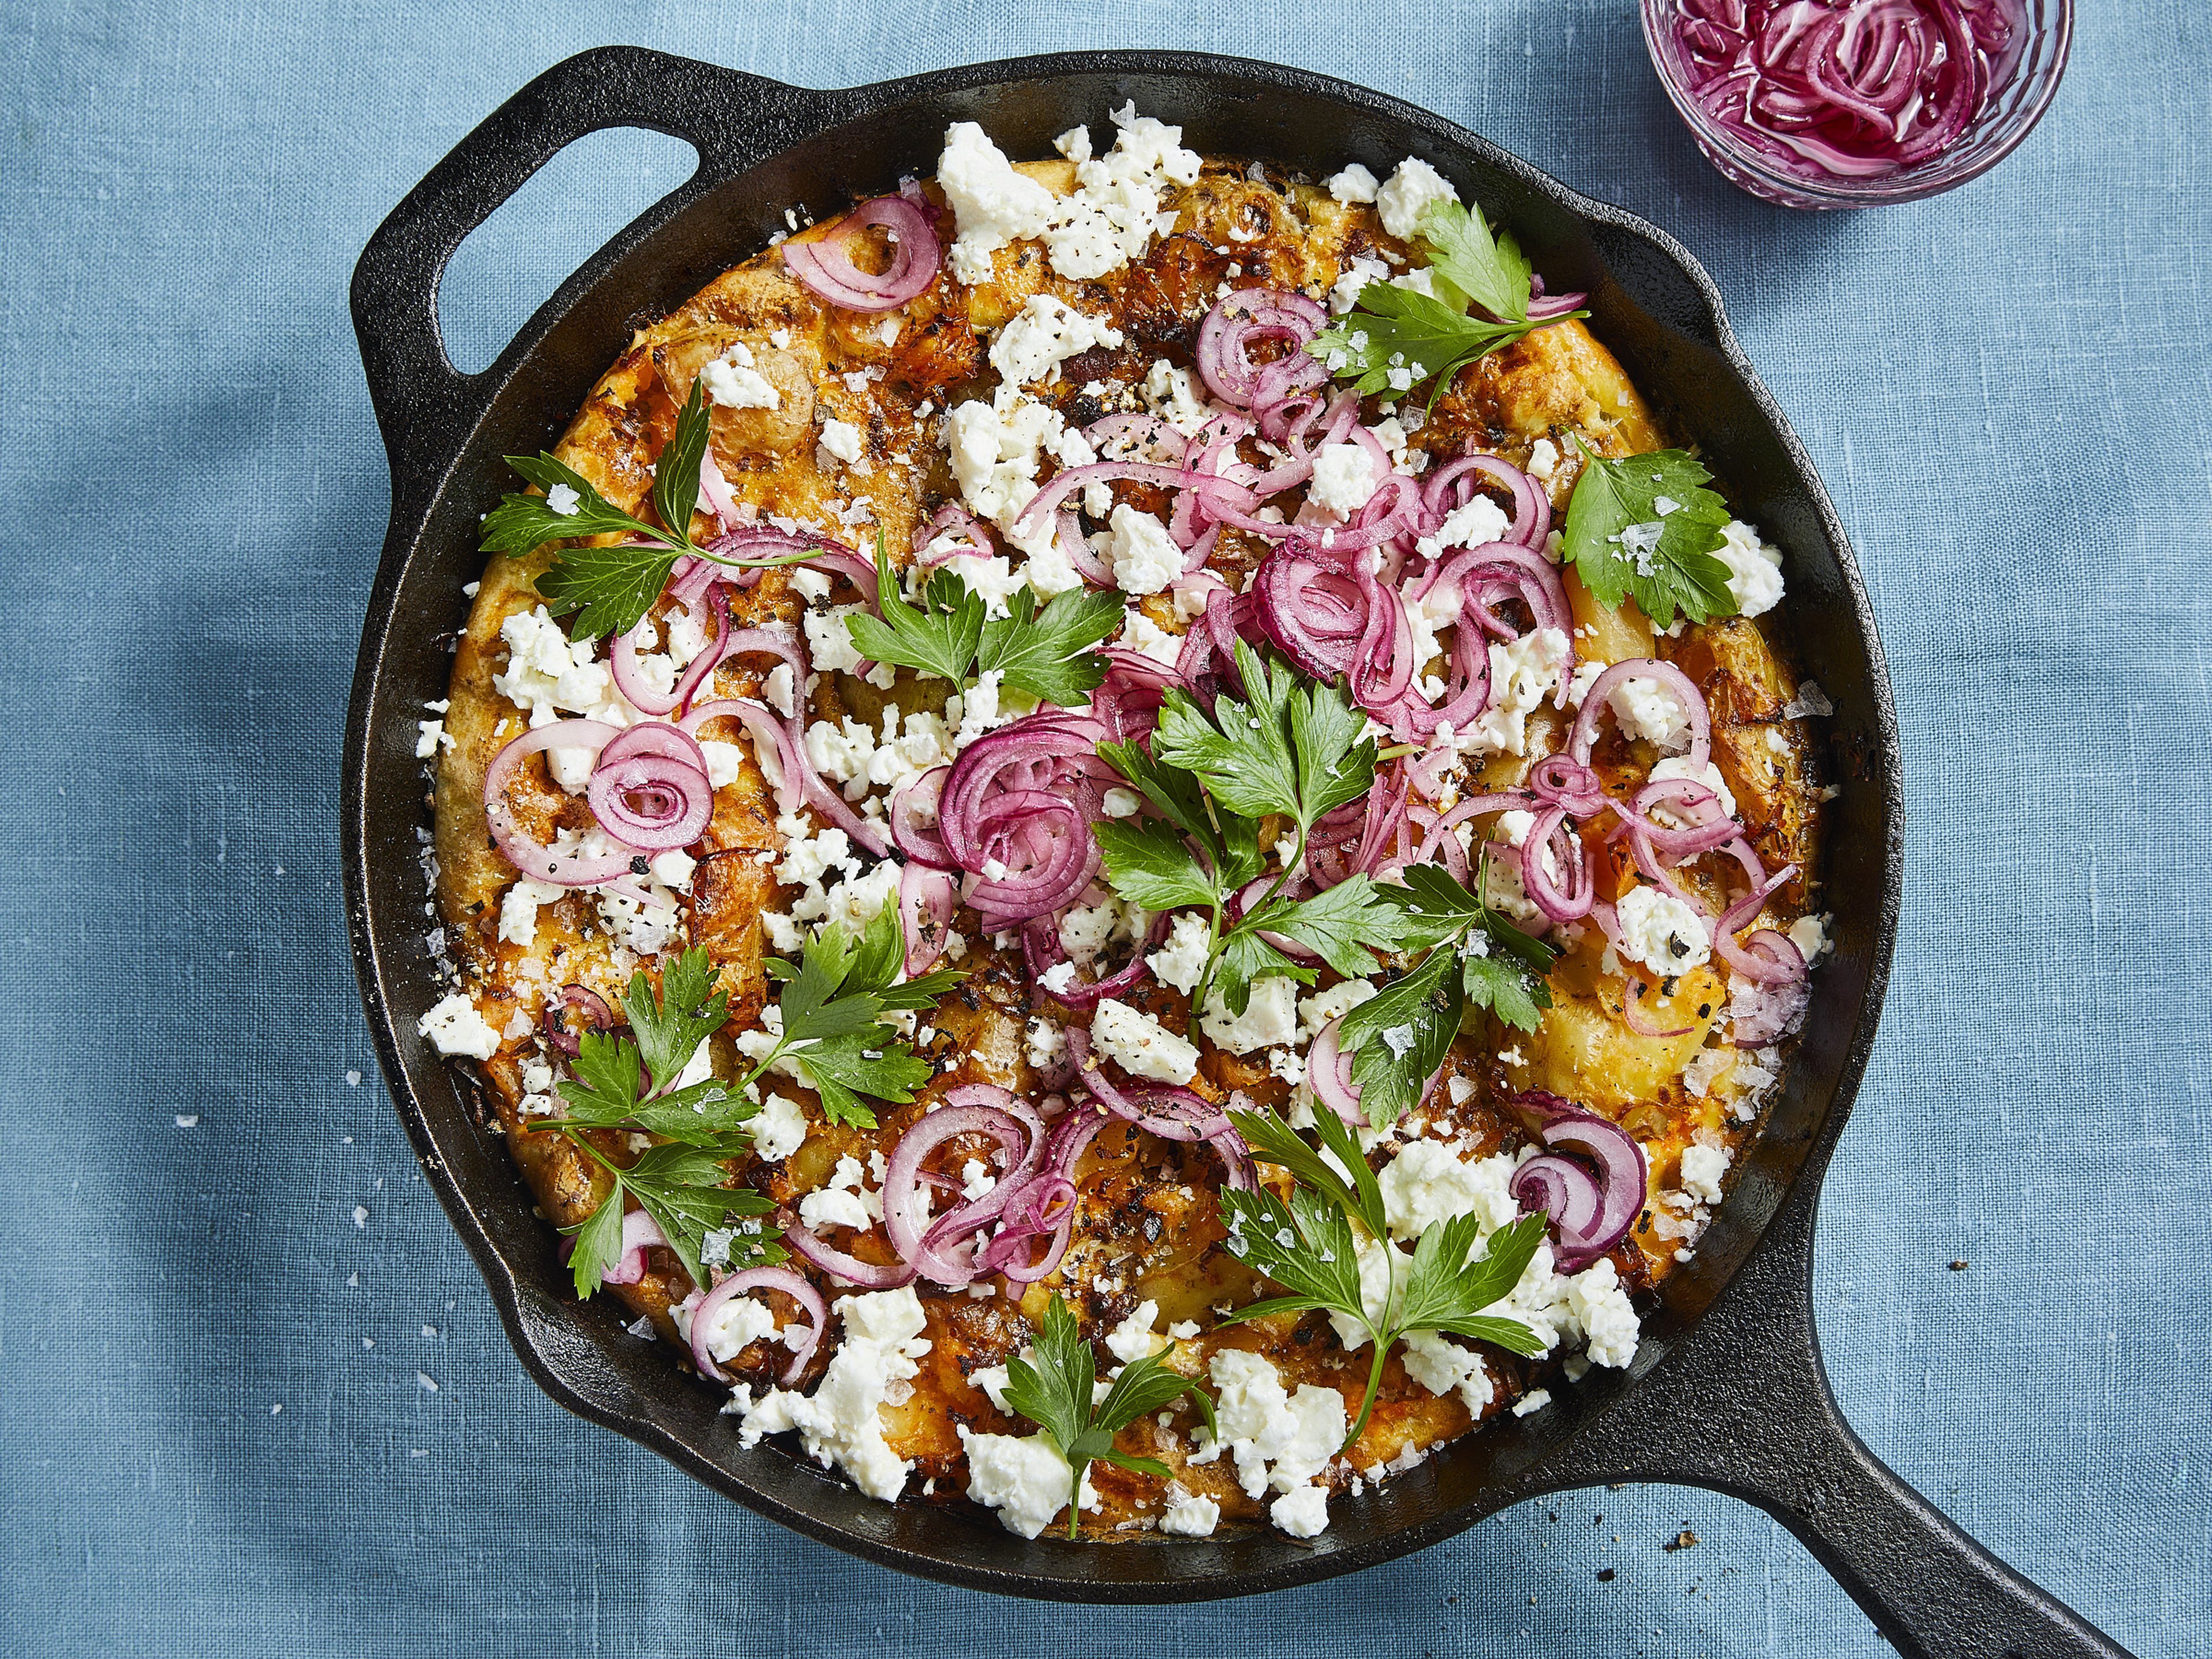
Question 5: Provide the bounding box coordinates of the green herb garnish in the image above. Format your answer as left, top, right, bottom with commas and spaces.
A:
1096, 641, 1414, 1017
1559, 435, 1737, 628
529, 948, 779, 1296
1221, 1102, 1548, 1449
479, 380, 818, 639
1310, 198, 1588, 407
843, 537, 1123, 707
1344, 859, 1559, 1126
1001, 1294, 1218, 1539
744, 904, 963, 1130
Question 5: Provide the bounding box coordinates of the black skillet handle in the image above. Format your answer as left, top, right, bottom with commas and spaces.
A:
1547, 1177, 2136, 1658
349, 45, 823, 494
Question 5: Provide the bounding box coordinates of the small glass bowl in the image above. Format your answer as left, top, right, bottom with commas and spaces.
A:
1638, 0, 2073, 209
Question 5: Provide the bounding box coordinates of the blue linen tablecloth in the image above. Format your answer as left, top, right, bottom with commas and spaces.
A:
3, 2, 2206, 1653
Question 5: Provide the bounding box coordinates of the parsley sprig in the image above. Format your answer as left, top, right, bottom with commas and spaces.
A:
843, 540, 1123, 707
1344, 860, 1559, 1126
1096, 641, 1412, 1017
1221, 1103, 1548, 1449
744, 904, 963, 1130
1310, 199, 1588, 408
479, 380, 819, 640
528, 948, 779, 1297
1001, 1294, 1218, 1539
1559, 435, 1738, 627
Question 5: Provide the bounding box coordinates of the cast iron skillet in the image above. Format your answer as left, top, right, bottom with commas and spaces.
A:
343, 46, 2131, 1656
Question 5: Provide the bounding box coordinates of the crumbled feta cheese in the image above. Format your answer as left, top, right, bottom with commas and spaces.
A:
1607, 671, 1694, 753
1091, 998, 1200, 1085
1146, 912, 1213, 995
418, 992, 499, 1060
1327, 162, 1380, 203
1158, 1491, 1221, 1536
1679, 1137, 1734, 1205
544, 482, 582, 516
1139, 359, 1213, 435
1105, 504, 1183, 596
733, 1287, 933, 1499
596, 885, 683, 956
1039, 104, 1202, 281
1525, 437, 1559, 482
1329, 253, 1391, 315
818, 418, 863, 465
1271, 1484, 1332, 1538
1376, 157, 1458, 239
1297, 978, 1378, 1043
1400, 1330, 1494, 1415
1119, 604, 1185, 668
752, 1093, 809, 1162
414, 718, 448, 759
1104, 1300, 1162, 1365
1464, 627, 1569, 755
959, 1428, 1096, 1537
496, 877, 564, 948
1198, 974, 1298, 1054
1022, 1016, 1066, 1072
1512, 1388, 1552, 1417
937, 122, 1059, 284
1788, 912, 1833, 963
1713, 519, 1785, 618
988, 294, 1124, 390
1198, 1349, 1345, 1499
700, 339, 781, 410
1379, 1142, 1522, 1241
1308, 444, 1378, 519
1613, 886, 1713, 975
696, 1294, 778, 1364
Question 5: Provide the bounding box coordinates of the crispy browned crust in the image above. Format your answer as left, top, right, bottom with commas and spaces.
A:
428, 158, 1828, 1536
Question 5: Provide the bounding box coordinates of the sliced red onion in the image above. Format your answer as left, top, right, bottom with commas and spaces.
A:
1090, 647, 1177, 744
781, 194, 941, 312
1251, 542, 1371, 680
1195, 287, 1328, 410
1668, 0, 2005, 182
683, 697, 802, 816
585, 721, 713, 853
937, 713, 1118, 925
1569, 660, 1713, 771
1422, 453, 1550, 548
688, 1264, 828, 1387
483, 721, 631, 885
1306, 1018, 1364, 1126
545, 984, 617, 1058
880, 1090, 1044, 1289
696, 446, 743, 528
1620, 978, 1694, 1040
1510, 1154, 1600, 1244
600, 1210, 667, 1286
898, 862, 957, 976
782, 1223, 916, 1290
1509, 1090, 1646, 1271
1021, 910, 1169, 1011
889, 766, 953, 869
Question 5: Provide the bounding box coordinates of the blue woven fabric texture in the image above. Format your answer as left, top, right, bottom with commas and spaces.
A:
2, 1, 2205, 1654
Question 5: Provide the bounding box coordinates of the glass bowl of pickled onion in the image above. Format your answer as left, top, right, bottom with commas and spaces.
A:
1640, 0, 2072, 209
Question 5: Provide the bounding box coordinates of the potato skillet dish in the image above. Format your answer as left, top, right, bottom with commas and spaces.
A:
414, 106, 1834, 1543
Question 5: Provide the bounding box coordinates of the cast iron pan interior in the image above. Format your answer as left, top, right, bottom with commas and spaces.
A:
343, 46, 2130, 1657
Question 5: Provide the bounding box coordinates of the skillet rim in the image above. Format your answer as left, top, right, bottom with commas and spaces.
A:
342, 46, 1904, 1602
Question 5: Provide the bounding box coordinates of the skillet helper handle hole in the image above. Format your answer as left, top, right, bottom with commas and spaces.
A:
349, 45, 820, 477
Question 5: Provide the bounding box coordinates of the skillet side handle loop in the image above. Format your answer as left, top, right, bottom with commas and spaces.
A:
349, 45, 818, 491
1547, 1181, 2137, 1659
